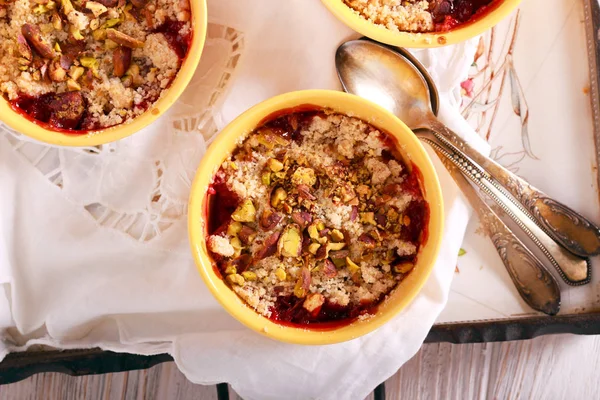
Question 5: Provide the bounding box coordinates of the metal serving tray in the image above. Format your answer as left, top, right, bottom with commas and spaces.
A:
0, 0, 599, 384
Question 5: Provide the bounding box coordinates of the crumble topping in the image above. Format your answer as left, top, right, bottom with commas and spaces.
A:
343, 0, 434, 32
342, 0, 497, 33
0, 0, 191, 131
206, 109, 429, 325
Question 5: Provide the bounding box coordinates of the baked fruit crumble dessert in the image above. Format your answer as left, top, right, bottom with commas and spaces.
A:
206, 108, 429, 327
342, 0, 500, 33
0, 0, 191, 132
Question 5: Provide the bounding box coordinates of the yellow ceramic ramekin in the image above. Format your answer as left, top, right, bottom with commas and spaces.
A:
188, 90, 444, 345
0, 1, 207, 147
321, 0, 521, 48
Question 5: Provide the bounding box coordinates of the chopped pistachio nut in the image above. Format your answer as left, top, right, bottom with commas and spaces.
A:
52, 12, 63, 30
360, 212, 376, 225
92, 29, 106, 41
69, 25, 84, 41
85, 1, 107, 17
394, 262, 414, 274
293, 279, 306, 298
69, 66, 85, 81
308, 224, 319, 240
102, 18, 121, 29
33, 4, 48, 13
231, 199, 256, 223
346, 257, 360, 275
224, 265, 237, 275
256, 133, 275, 149
241, 271, 257, 281
275, 268, 287, 281
308, 243, 321, 255
332, 258, 346, 268
330, 229, 344, 242
60, 0, 74, 14
278, 224, 302, 258
326, 242, 346, 251
261, 172, 271, 186
230, 236, 243, 255
227, 221, 243, 236
271, 187, 287, 208
89, 19, 100, 30
40, 23, 54, 34
267, 158, 284, 172
226, 274, 245, 286
79, 56, 98, 69
66, 79, 81, 91
387, 208, 399, 222
303, 293, 325, 313
104, 38, 118, 50
291, 167, 316, 186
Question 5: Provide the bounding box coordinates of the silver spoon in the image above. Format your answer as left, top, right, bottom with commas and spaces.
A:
386, 46, 560, 314
336, 39, 592, 286
337, 42, 560, 314
427, 132, 561, 314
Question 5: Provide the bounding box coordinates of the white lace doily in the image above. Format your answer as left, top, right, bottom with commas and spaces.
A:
0, 1, 486, 399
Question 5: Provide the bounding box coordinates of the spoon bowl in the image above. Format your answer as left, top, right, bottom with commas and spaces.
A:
336, 40, 432, 128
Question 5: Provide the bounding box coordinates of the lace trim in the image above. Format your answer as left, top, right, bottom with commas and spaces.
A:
1, 24, 245, 242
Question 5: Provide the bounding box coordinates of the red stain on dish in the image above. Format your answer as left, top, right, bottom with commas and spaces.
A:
431, 0, 502, 32
269, 295, 379, 329
10, 92, 87, 133
153, 20, 192, 60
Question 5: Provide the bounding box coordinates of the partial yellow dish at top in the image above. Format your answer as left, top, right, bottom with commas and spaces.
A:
0, 0, 207, 146
321, 0, 521, 48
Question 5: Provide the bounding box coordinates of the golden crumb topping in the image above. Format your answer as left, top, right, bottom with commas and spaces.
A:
342, 0, 498, 33
343, 0, 434, 32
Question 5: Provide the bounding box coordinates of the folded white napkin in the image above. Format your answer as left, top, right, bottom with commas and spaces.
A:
0, 1, 488, 399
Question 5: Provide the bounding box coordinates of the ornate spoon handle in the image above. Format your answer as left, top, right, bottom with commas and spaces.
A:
421, 137, 561, 315
427, 118, 600, 258
417, 130, 591, 285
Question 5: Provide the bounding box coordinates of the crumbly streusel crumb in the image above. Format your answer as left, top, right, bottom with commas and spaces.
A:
343, 0, 434, 32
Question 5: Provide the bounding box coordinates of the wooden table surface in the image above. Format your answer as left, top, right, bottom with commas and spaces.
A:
0, 333, 597, 399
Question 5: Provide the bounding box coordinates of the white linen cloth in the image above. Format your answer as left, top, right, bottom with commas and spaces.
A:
0, 0, 489, 398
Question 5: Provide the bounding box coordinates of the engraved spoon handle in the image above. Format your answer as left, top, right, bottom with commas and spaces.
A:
421, 139, 561, 315
427, 118, 600, 258
417, 130, 591, 285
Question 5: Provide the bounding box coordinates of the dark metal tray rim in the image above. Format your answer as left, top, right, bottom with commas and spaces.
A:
2, 312, 600, 385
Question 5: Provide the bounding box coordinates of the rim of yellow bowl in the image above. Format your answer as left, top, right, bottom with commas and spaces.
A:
0, 0, 207, 147
188, 90, 444, 345
321, 0, 522, 48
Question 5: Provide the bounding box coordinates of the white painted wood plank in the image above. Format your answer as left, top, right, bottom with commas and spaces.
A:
4, 336, 600, 400
386, 335, 600, 400
0, 362, 218, 400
